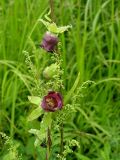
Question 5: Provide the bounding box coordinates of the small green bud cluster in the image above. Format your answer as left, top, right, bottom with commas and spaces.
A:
0, 132, 22, 160
57, 140, 80, 160
43, 63, 58, 79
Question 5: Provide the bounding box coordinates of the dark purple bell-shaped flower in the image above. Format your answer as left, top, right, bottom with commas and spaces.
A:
41, 91, 63, 112
40, 32, 58, 52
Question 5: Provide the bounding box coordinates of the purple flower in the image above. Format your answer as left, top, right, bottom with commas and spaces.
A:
41, 91, 63, 112
40, 32, 58, 52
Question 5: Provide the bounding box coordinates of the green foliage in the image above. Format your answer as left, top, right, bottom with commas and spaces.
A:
57, 140, 80, 160
28, 96, 41, 106
39, 10, 72, 34
0, 132, 22, 160
0, 0, 120, 159
27, 107, 43, 122
29, 113, 52, 147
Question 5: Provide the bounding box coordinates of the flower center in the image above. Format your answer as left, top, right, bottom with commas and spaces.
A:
46, 98, 55, 108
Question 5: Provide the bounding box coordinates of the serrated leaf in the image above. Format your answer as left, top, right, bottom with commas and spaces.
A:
27, 107, 43, 121
28, 96, 41, 106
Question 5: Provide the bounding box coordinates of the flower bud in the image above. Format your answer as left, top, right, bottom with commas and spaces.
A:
43, 63, 58, 79
41, 91, 63, 112
40, 32, 58, 52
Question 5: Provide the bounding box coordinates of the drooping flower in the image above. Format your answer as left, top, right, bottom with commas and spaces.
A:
40, 32, 58, 52
41, 91, 63, 112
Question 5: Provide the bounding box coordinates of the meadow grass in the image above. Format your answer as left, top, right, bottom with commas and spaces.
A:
0, 0, 120, 159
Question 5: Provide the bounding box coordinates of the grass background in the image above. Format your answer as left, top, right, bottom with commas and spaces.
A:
0, 0, 120, 159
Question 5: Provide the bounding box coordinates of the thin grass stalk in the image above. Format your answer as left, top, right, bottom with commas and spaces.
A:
10, 76, 17, 138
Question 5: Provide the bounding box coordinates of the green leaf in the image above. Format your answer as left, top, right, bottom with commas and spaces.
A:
39, 19, 50, 28
40, 113, 52, 133
28, 113, 52, 147
29, 129, 41, 137
27, 107, 43, 121
39, 11, 72, 34
28, 96, 41, 106
48, 23, 72, 34
29, 129, 45, 147
76, 153, 90, 160
48, 22, 58, 33
34, 138, 41, 147
44, 9, 52, 22
57, 25, 72, 33
29, 129, 45, 140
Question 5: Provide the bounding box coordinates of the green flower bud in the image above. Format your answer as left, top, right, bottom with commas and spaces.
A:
43, 63, 58, 79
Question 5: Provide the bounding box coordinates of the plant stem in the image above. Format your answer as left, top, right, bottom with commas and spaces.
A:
45, 1, 54, 160
49, 0, 64, 157
46, 127, 52, 160
60, 123, 64, 154
49, 0, 55, 22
